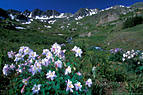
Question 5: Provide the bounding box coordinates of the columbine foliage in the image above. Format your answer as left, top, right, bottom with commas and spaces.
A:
3, 43, 92, 94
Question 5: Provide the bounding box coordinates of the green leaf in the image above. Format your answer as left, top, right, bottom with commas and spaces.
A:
42, 88, 45, 95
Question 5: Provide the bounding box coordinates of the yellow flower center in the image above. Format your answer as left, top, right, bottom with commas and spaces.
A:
50, 73, 53, 76
26, 50, 29, 53
68, 84, 72, 88
25, 80, 27, 84
35, 87, 38, 90
77, 83, 80, 87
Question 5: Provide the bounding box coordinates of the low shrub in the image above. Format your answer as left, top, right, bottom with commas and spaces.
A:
123, 16, 143, 29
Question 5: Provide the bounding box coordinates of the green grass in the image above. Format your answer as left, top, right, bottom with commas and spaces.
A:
0, 28, 66, 54
105, 24, 143, 50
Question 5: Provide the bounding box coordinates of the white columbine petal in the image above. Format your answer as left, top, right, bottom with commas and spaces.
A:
86, 78, 92, 87
65, 66, 71, 75
74, 82, 82, 91
32, 84, 41, 94
66, 79, 74, 92
46, 70, 57, 80
54, 60, 62, 68
3, 64, 9, 76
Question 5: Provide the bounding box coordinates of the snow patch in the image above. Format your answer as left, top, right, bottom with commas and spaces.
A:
31, 13, 70, 20
88, 9, 98, 16
58, 34, 64, 36
15, 27, 26, 29
44, 25, 52, 28
75, 16, 84, 20
28, 12, 32, 18
22, 21, 31, 24
9, 14, 15, 20
48, 20, 56, 24
22, 19, 33, 24
55, 13, 67, 18
15, 19, 20, 22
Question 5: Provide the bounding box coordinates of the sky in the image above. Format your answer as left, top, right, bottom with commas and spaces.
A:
0, 0, 143, 13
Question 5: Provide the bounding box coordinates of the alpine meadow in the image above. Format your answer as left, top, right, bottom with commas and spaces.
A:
1, 1, 143, 95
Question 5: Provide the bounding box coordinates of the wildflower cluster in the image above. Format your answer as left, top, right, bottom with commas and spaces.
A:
109, 48, 123, 62
122, 50, 138, 61
110, 48, 122, 54
72, 46, 83, 57
122, 50, 143, 72
2, 43, 92, 94
3, 64, 15, 76
8, 51, 16, 59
